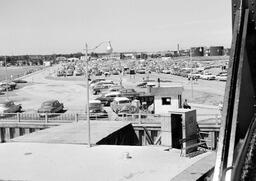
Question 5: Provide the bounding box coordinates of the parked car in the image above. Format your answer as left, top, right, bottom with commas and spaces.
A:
89, 100, 108, 119
201, 73, 215, 80
120, 88, 140, 99
38, 100, 64, 115
89, 78, 106, 87
92, 84, 113, 95
74, 69, 83, 76
137, 82, 147, 88
216, 75, 227, 81
112, 70, 119, 75
57, 70, 65, 77
118, 104, 139, 117
107, 85, 123, 92
0, 81, 16, 91
12, 79, 28, 84
0, 100, 22, 116
96, 92, 121, 106
110, 97, 131, 113
66, 69, 74, 76
162, 70, 171, 74
136, 69, 146, 74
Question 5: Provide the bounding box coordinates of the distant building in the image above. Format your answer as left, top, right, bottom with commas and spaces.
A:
190, 47, 204, 57
151, 86, 184, 115
209, 46, 224, 56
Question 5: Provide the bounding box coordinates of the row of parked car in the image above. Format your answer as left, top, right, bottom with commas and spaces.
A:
90, 78, 141, 116
187, 72, 227, 81
56, 63, 84, 77
0, 79, 28, 93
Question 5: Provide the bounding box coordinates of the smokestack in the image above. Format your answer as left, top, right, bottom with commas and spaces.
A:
177, 44, 180, 55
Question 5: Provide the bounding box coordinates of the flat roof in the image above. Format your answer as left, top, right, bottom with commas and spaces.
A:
12, 121, 130, 145
0, 143, 214, 181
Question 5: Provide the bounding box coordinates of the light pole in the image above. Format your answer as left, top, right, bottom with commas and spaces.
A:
4, 56, 9, 100
85, 41, 113, 147
189, 49, 194, 99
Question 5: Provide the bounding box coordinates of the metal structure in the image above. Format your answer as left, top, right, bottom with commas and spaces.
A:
213, 0, 256, 180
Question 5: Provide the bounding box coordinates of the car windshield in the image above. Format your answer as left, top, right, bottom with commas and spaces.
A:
43, 102, 53, 106
89, 103, 101, 109
119, 100, 130, 104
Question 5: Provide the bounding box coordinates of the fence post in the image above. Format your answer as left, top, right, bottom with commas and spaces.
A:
17, 113, 21, 122
75, 113, 78, 122
45, 114, 48, 123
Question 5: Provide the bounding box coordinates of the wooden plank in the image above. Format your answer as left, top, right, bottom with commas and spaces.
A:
12, 121, 131, 145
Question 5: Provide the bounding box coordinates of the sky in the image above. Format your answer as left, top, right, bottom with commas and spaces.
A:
0, 0, 232, 55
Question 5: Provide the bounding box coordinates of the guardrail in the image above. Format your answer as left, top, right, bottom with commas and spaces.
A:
0, 112, 221, 124
0, 113, 108, 123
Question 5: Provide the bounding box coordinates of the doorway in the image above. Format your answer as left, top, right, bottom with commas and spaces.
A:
171, 114, 183, 149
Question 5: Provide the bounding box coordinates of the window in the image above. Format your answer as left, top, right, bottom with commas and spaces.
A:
162, 97, 171, 105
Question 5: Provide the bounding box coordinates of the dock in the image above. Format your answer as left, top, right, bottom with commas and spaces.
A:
12, 121, 139, 145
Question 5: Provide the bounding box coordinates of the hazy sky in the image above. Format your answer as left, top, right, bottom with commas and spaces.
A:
0, 0, 232, 55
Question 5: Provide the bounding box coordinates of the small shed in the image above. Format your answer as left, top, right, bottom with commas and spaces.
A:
151, 86, 183, 115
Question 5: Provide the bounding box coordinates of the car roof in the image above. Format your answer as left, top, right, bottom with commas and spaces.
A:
114, 97, 129, 101
89, 100, 101, 104
43, 100, 58, 104
105, 92, 121, 97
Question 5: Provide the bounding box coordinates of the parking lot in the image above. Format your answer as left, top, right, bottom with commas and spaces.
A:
0, 63, 225, 118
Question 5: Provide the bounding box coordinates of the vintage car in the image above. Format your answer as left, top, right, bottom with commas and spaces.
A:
118, 104, 140, 117
110, 97, 131, 113
96, 92, 121, 106
89, 100, 108, 119
216, 75, 227, 81
201, 73, 216, 80
0, 81, 17, 91
0, 101, 22, 116
74, 69, 83, 76
12, 79, 28, 84
120, 88, 140, 99
92, 84, 113, 95
66, 69, 74, 76
89, 78, 106, 86
137, 82, 147, 88
136, 69, 146, 74
107, 85, 123, 92
38, 100, 64, 115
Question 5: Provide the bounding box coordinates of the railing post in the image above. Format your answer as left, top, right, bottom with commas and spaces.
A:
45, 114, 48, 123
17, 113, 21, 122
75, 113, 78, 122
